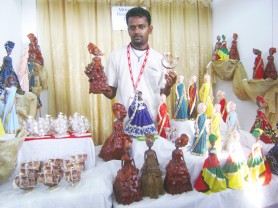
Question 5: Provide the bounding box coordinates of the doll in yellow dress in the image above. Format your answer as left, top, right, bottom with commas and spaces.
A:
199, 74, 213, 118
210, 104, 222, 153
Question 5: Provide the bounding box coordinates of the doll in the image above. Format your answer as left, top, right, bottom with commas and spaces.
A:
0, 75, 19, 133
212, 35, 222, 60
84, 42, 110, 94
99, 103, 132, 161
247, 128, 271, 185
229, 33, 240, 60
266, 141, 278, 175
113, 140, 142, 205
187, 74, 198, 119
217, 35, 229, 60
252, 48, 265, 79
157, 94, 170, 138
27, 33, 47, 90
0, 41, 24, 95
217, 90, 228, 122
17, 48, 29, 92
210, 104, 222, 153
194, 134, 228, 194
191, 103, 207, 156
164, 134, 192, 195
124, 90, 157, 138
199, 74, 213, 118
250, 96, 276, 144
140, 133, 165, 198
223, 130, 248, 189
174, 75, 188, 120
264, 47, 277, 80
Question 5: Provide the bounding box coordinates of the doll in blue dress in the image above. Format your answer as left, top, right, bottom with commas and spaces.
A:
174, 75, 188, 120
124, 90, 157, 138
0, 41, 24, 95
191, 103, 207, 156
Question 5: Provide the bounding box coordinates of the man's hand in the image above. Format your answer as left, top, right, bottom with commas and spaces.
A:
161, 70, 177, 96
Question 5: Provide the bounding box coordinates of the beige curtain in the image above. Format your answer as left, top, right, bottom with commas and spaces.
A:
37, 0, 212, 145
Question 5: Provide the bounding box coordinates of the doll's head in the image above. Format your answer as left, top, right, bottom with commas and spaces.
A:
233, 33, 238, 40
4, 41, 15, 54
209, 133, 216, 147
112, 103, 127, 121
253, 48, 261, 56
179, 134, 189, 147
197, 103, 207, 114
256, 96, 268, 109
252, 128, 263, 141
213, 104, 221, 113
5, 75, 16, 87
231, 130, 240, 141
204, 74, 210, 83
190, 74, 197, 84
145, 133, 154, 148
227, 101, 236, 113
178, 75, 184, 83
216, 35, 221, 42
160, 94, 166, 104
27, 33, 37, 43
217, 90, 225, 100
269, 47, 276, 55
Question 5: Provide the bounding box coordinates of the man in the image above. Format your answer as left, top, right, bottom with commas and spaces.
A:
104, 7, 177, 121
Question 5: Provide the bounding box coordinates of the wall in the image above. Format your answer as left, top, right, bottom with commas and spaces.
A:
211, 0, 278, 131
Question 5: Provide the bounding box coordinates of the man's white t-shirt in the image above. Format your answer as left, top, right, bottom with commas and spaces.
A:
105, 45, 166, 121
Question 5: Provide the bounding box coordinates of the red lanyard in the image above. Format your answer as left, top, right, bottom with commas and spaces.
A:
127, 43, 150, 93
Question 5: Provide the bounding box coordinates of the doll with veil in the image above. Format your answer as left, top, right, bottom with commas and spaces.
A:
124, 90, 157, 138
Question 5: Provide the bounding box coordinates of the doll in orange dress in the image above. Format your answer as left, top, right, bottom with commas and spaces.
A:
99, 103, 132, 161
250, 96, 276, 144
252, 48, 265, 79
187, 74, 198, 119
164, 134, 192, 194
157, 94, 170, 138
229, 33, 240, 60
113, 140, 142, 205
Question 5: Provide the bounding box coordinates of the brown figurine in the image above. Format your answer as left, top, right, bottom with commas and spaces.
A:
264, 47, 277, 80
113, 140, 142, 205
99, 103, 132, 161
140, 133, 165, 198
164, 134, 193, 195
229, 33, 240, 60
84, 42, 110, 94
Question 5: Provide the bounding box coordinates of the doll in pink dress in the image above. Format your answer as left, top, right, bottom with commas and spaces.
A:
229, 33, 240, 60
17, 48, 29, 92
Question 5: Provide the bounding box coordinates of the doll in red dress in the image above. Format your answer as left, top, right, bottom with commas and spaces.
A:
252, 48, 265, 79
250, 96, 276, 144
157, 94, 170, 138
217, 90, 228, 122
229, 33, 240, 60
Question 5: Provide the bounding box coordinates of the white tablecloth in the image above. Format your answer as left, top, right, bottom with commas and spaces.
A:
16, 136, 96, 172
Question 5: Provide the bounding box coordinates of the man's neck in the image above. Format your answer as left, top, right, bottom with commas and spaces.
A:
130, 43, 148, 51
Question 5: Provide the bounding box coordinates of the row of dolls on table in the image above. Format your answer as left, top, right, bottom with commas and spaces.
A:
112, 129, 275, 205
212, 34, 277, 80
97, 101, 277, 205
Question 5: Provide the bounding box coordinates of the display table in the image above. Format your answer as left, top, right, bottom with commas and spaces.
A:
16, 133, 96, 172
0, 120, 277, 208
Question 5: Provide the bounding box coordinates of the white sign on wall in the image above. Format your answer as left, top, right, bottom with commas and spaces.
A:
111, 6, 134, 30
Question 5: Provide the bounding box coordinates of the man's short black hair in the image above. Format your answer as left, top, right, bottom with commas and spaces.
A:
126, 7, 151, 26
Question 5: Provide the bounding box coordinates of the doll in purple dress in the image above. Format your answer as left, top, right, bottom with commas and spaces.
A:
124, 90, 157, 138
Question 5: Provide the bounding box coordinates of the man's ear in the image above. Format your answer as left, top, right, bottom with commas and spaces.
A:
149, 25, 153, 34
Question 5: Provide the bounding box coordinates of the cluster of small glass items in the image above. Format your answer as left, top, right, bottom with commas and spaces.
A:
23, 113, 90, 137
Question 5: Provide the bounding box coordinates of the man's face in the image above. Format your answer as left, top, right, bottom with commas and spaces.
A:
127, 16, 152, 49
